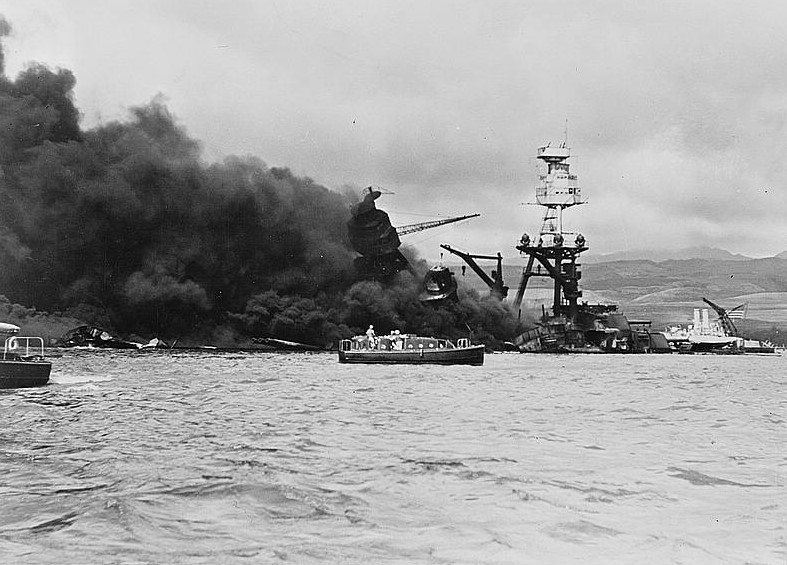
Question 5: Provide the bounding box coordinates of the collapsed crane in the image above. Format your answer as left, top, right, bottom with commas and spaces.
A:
439, 244, 509, 299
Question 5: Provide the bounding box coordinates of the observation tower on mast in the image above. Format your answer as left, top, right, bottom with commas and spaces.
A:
513, 141, 587, 321
510, 140, 671, 353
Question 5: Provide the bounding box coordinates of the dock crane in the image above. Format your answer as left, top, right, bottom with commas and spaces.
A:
439, 244, 509, 299
702, 297, 746, 337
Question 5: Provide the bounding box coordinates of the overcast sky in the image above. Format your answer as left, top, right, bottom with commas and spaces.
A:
1, 0, 786, 261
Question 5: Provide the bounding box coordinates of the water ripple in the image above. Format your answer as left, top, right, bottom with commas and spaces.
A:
0, 349, 784, 564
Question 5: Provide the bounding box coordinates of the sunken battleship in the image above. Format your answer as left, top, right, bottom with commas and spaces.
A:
441, 141, 671, 353
510, 142, 670, 353
347, 146, 672, 354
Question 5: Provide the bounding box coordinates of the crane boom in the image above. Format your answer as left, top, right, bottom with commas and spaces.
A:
395, 214, 479, 237
440, 244, 508, 299
701, 297, 738, 336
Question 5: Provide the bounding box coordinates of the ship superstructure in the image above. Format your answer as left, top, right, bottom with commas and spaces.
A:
511, 141, 670, 353
347, 186, 478, 281
513, 142, 586, 319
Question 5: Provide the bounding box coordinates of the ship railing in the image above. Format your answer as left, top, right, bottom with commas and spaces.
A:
339, 339, 352, 351
3, 336, 46, 360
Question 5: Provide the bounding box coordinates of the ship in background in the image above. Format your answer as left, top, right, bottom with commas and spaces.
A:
663, 298, 777, 354
510, 141, 671, 353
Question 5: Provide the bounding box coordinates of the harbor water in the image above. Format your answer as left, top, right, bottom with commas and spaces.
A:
1, 350, 785, 564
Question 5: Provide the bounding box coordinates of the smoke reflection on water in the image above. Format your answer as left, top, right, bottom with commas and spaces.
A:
0, 350, 785, 564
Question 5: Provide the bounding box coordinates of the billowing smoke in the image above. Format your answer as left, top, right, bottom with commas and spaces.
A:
0, 20, 520, 348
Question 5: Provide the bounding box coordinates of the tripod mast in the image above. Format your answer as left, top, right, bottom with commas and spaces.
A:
513, 142, 586, 320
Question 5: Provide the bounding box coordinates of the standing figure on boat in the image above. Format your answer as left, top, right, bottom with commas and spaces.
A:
365, 325, 377, 348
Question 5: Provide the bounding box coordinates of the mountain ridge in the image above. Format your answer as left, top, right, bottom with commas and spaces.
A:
581, 245, 772, 264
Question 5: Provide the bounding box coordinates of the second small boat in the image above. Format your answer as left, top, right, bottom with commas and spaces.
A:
1, 322, 52, 389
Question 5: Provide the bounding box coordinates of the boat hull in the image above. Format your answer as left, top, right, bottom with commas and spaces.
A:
0, 360, 52, 389
339, 345, 484, 366
688, 335, 742, 352
743, 340, 777, 354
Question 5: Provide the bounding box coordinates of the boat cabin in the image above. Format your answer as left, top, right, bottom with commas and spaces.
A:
341, 334, 470, 352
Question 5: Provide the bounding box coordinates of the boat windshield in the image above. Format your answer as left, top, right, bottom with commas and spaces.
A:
3, 336, 46, 360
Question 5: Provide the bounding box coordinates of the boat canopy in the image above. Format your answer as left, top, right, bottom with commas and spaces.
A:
0, 322, 20, 334
346, 334, 456, 351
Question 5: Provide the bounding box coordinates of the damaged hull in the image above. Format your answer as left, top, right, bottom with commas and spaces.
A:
514, 310, 672, 354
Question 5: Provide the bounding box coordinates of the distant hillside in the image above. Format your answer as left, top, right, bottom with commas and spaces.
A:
583, 246, 755, 263
581, 256, 787, 302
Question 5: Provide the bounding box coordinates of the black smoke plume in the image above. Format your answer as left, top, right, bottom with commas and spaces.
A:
0, 20, 521, 348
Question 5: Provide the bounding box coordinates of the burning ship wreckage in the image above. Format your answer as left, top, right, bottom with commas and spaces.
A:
442, 141, 776, 354
346, 185, 479, 285
50, 142, 767, 356
439, 141, 672, 354
343, 141, 670, 354
55, 187, 482, 352
505, 143, 671, 353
